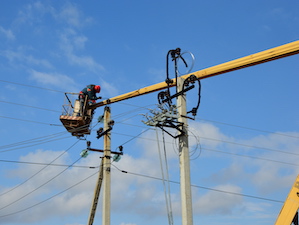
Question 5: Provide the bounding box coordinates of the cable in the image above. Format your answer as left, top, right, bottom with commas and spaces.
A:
196, 118, 299, 140
0, 115, 61, 126
111, 165, 284, 204
114, 128, 151, 150
0, 154, 83, 211
201, 147, 299, 167
0, 159, 98, 169
0, 100, 61, 113
0, 133, 72, 153
200, 136, 299, 156
155, 128, 173, 225
0, 170, 99, 218
0, 79, 65, 93
0, 140, 80, 197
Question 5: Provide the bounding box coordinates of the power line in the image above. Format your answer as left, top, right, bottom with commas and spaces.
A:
0, 170, 99, 218
0, 79, 65, 93
200, 136, 299, 156
196, 118, 299, 140
201, 147, 299, 167
0, 115, 61, 126
0, 100, 61, 113
0, 140, 80, 197
111, 165, 284, 204
0, 134, 72, 153
0, 155, 83, 211
0, 159, 98, 169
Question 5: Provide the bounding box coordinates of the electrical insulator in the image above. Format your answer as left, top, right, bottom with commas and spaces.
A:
113, 154, 121, 162
80, 149, 89, 158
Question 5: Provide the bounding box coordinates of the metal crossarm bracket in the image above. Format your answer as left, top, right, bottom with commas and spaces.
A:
142, 104, 185, 138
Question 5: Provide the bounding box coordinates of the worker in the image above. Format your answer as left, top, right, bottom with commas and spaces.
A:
78, 84, 101, 116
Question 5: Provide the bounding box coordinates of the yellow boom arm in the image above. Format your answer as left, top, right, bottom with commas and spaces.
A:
274, 175, 299, 225
91, 40, 299, 109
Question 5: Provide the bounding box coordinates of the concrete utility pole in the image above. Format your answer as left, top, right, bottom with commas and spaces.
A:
87, 159, 104, 225
177, 77, 193, 225
102, 106, 111, 225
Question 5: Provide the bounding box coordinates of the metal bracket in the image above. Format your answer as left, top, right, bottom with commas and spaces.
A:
142, 104, 184, 138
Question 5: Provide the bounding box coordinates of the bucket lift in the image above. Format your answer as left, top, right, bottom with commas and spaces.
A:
59, 93, 94, 137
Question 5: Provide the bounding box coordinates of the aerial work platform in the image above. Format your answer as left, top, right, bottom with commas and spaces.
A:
60, 93, 93, 137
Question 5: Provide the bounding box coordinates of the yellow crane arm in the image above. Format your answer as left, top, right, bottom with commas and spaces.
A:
274, 175, 299, 225
91, 40, 299, 109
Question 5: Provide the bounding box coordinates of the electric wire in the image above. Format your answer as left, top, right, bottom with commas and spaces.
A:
155, 128, 173, 225
201, 147, 299, 167
0, 135, 72, 153
196, 118, 299, 140
111, 165, 284, 204
0, 115, 59, 126
0, 151, 83, 210
112, 129, 299, 168
0, 170, 99, 218
0, 159, 97, 169
0, 140, 80, 197
0, 100, 61, 113
114, 128, 152, 149
200, 136, 299, 156
0, 79, 65, 93
0, 131, 67, 150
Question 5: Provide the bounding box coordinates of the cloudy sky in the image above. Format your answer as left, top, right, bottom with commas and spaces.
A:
0, 1, 299, 225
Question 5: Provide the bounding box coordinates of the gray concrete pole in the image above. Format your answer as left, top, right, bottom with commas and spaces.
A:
177, 77, 193, 225
102, 106, 111, 225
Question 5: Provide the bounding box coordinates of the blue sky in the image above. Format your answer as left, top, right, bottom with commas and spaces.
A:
0, 1, 299, 225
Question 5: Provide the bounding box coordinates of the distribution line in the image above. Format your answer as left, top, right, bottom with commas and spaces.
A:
111, 165, 284, 204
0, 159, 98, 169
0, 100, 61, 113
0, 154, 83, 211
0, 140, 80, 197
197, 118, 299, 139
0, 131, 69, 150
0, 170, 99, 218
0, 79, 65, 93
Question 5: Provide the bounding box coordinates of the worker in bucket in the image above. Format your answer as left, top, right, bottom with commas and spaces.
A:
78, 84, 101, 116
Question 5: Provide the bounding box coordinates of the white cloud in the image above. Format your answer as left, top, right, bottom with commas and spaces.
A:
0, 49, 52, 68
59, 30, 105, 73
57, 2, 92, 28
0, 26, 15, 40
29, 69, 78, 91
193, 184, 243, 215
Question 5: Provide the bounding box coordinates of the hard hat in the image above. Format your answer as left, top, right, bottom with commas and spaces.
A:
95, 85, 101, 93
